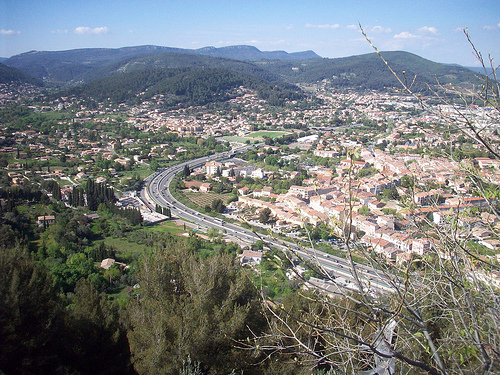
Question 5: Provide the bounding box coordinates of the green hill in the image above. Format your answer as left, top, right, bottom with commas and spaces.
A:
258, 51, 483, 92
62, 67, 304, 108
3, 45, 319, 85
88, 52, 281, 83
0, 62, 42, 85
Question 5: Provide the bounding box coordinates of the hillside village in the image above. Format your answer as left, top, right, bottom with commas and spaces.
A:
2, 81, 500, 281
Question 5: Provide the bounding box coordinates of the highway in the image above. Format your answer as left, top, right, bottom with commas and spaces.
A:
142, 143, 393, 293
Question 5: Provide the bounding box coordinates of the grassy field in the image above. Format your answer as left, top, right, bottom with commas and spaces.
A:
246, 131, 290, 139
143, 220, 187, 235
221, 135, 252, 143
120, 165, 152, 179
182, 190, 234, 208
104, 237, 149, 256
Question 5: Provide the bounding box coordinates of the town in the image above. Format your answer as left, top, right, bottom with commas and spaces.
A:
2, 79, 500, 278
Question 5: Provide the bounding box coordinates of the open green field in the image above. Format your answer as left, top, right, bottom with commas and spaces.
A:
144, 220, 187, 236
119, 165, 152, 179
104, 237, 149, 254
246, 130, 291, 139
221, 136, 251, 143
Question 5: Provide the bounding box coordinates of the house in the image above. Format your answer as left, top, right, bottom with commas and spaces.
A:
183, 180, 203, 190
238, 186, 250, 196
85, 213, 100, 221
239, 250, 263, 266
100, 258, 127, 270
199, 183, 212, 192
251, 168, 265, 179
262, 186, 273, 197
362, 235, 400, 259
412, 238, 432, 255
37, 215, 55, 227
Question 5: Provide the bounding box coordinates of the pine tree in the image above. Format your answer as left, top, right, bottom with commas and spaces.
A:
127, 243, 266, 374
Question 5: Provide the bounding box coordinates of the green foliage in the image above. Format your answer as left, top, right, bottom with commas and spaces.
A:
127, 243, 266, 374
0, 62, 42, 85
0, 247, 64, 374
64, 66, 304, 108
211, 198, 226, 213
259, 207, 272, 224
63, 278, 134, 374
359, 205, 370, 215
262, 51, 483, 93
0, 247, 135, 374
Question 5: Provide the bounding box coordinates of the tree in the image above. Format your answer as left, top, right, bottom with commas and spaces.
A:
358, 205, 370, 216
150, 159, 159, 171
0, 247, 65, 374
127, 242, 266, 374
183, 164, 191, 177
211, 198, 225, 213
207, 227, 220, 240
259, 207, 272, 224
63, 278, 134, 374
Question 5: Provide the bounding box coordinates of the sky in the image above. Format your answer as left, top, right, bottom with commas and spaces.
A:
1, 0, 499, 66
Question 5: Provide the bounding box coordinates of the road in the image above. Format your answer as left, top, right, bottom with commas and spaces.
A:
141, 143, 393, 293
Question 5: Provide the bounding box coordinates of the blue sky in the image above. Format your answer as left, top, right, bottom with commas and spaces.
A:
1, 0, 499, 66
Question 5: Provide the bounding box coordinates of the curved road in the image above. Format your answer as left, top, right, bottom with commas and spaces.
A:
141, 143, 393, 293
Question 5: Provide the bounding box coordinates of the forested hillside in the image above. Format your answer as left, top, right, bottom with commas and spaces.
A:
3, 45, 318, 85
62, 67, 305, 107
0, 62, 42, 85
90, 52, 281, 83
258, 51, 483, 92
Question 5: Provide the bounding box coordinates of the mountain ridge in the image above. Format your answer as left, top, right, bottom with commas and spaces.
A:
258, 51, 483, 92
3, 45, 320, 84
1, 45, 484, 95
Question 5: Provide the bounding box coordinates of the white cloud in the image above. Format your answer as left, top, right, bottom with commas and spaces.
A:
394, 31, 419, 39
483, 25, 497, 30
74, 26, 109, 35
370, 25, 392, 34
347, 24, 358, 30
51, 29, 68, 34
284, 24, 294, 30
305, 23, 340, 29
0, 29, 20, 35
419, 26, 438, 34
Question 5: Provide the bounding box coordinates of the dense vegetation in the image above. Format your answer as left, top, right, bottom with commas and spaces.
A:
258, 51, 483, 92
0, 62, 42, 85
0, 177, 314, 374
3, 46, 317, 84
62, 67, 305, 107
91, 52, 282, 83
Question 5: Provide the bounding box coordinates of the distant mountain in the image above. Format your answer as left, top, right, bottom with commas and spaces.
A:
89, 52, 281, 83
3, 46, 182, 84
194, 45, 320, 61
466, 66, 494, 76
259, 51, 484, 92
61, 66, 304, 108
3, 45, 320, 85
0, 62, 42, 85
3, 45, 484, 94
0, 57, 7, 63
